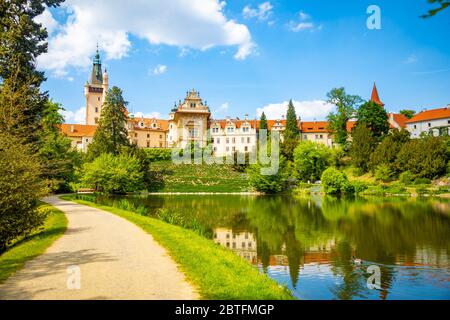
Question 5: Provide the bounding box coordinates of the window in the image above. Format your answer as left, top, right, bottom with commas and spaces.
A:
241, 137, 244, 143
212, 127, 219, 133
94, 117, 98, 124
95, 107, 98, 113
304, 135, 307, 139
159, 134, 162, 139
140, 122, 144, 127
189, 128, 198, 138
213, 147, 217, 151
428, 123, 431, 127
244, 146, 248, 152
232, 146, 235, 152
159, 142, 163, 147
170, 124, 173, 129
146, 141, 150, 148
85, 139, 89, 142
242, 242, 246, 248
134, 133, 138, 137
216, 138, 220, 144
320, 134, 323, 139
211, 138, 214, 143
247, 137, 250, 143
242, 126, 249, 132
227, 127, 234, 133
226, 234, 230, 239
190, 103, 196, 108
414, 125, 417, 129
98, 97, 100, 101
232, 137, 235, 143
315, 135, 318, 139
226, 147, 229, 152
232, 243, 236, 249
226, 138, 229, 144
248, 242, 252, 248
147, 134, 150, 138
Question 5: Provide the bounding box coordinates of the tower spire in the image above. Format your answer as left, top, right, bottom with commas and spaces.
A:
90, 44, 103, 85
370, 82, 384, 107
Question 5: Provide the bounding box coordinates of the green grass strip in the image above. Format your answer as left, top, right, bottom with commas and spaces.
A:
61, 195, 294, 300
0, 202, 68, 283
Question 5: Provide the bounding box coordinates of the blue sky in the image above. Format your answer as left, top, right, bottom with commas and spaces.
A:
37, 0, 450, 123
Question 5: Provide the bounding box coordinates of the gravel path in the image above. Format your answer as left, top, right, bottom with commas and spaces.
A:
0, 195, 198, 300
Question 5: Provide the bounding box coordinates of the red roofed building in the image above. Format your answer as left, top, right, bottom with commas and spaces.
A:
405, 106, 450, 138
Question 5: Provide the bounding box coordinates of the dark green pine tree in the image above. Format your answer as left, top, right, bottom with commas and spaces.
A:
88, 86, 130, 159
284, 100, 299, 140
0, 0, 64, 143
260, 111, 268, 131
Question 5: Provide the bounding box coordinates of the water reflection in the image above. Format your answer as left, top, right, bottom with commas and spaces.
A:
88, 194, 450, 300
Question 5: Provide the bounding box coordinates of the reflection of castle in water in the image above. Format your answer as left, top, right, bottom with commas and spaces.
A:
213, 228, 336, 266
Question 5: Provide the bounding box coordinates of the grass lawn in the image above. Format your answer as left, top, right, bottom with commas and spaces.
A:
149, 161, 250, 192
0, 202, 68, 283
61, 195, 294, 300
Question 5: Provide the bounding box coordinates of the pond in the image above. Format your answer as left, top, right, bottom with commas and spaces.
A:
82, 194, 450, 300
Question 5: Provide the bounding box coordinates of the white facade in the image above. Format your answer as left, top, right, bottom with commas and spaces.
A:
406, 106, 450, 138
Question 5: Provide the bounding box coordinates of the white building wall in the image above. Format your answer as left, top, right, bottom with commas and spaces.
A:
406, 118, 450, 138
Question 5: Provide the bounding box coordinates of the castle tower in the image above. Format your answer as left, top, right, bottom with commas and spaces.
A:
370, 82, 384, 107
85, 47, 107, 125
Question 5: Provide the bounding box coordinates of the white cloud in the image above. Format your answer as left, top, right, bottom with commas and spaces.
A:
256, 100, 335, 121
151, 64, 168, 75
60, 107, 86, 124
288, 10, 320, 32
298, 11, 310, 21
34, 8, 59, 35
214, 102, 229, 114
289, 22, 315, 32
243, 2, 273, 21
36, 0, 255, 76
134, 111, 163, 119
404, 54, 418, 64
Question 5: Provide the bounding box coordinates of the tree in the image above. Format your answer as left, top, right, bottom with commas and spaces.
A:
350, 124, 377, 173
39, 99, 82, 192
247, 156, 289, 193
399, 109, 415, 119
326, 88, 363, 146
421, 0, 450, 18
284, 100, 299, 139
87, 86, 130, 159
81, 153, 144, 194
395, 136, 448, 179
356, 100, 390, 139
0, 133, 47, 252
370, 129, 410, 172
293, 141, 333, 182
0, 0, 64, 143
259, 112, 268, 137
321, 167, 352, 194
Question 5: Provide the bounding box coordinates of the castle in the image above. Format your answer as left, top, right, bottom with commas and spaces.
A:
61, 50, 424, 154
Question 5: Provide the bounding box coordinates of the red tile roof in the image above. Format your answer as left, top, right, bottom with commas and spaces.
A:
405, 107, 450, 123
130, 117, 169, 131
389, 113, 408, 128
370, 83, 384, 106
300, 121, 330, 133
60, 124, 97, 137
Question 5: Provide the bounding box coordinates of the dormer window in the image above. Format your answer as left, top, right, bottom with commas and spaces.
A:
152, 123, 157, 128
140, 122, 144, 127
227, 127, 234, 133
212, 127, 219, 133
242, 126, 249, 132
190, 103, 196, 108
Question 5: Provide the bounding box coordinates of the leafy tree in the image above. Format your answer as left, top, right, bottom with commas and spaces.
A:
0, 133, 47, 251
247, 156, 289, 193
81, 153, 144, 194
39, 99, 82, 192
356, 100, 390, 139
395, 136, 448, 179
399, 109, 415, 119
326, 88, 363, 146
259, 112, 268, 131
0, 0, 64, 143
293, 141, 333, 182
284, 100, 299, 139
280, 138, 299, 162
370, 129, 410, 172
119, 144, 152, 190
421, 0, 449, 18
87, 86, 130, 159
374, 164, 395, 182
321, 167, 352, 194
350, 124, 377, 173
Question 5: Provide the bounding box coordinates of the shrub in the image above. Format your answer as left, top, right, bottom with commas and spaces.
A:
293, 141, 333, 182
144, 148, 172, 162
81, 153, 144, 194
0, 134, 48, 252
351, 181, 369, 194
247, 156, 289, 193
321, 167, 351, 194
399, 171, 414, 184
413, 177, 431, 185
385, 183, 407, 195
374, 164, 395, 182
370, 129, 410, 172
350, 124, 377, 173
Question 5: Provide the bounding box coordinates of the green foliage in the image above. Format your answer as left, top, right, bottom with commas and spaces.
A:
413, 177, 432, 185
326, 87, 363, 146
350, 124, 377, 173
399, 171, 414, 184
39, 99, 83, 192
284, 100, 299, 140
0, 134, 48, 252
370, 129, 410, 172
81, 153, 144, 194
321, 167, 352, 194
421, 0, 450, 18
156, 208, 212, 237
231, 151, 250, 172
395, 136, 448, 179
351, 181, 368, 194
144, 148, 172, 162
356, 100, 390, 139
87, 86, 130, 160
399, 109, 415, 119
259, 112, 268, 131
374, 164, 395, 182
247, 157, 289, 193
280, 138, 299, 162
0, 0, 64, 143
293, 141, 333, 182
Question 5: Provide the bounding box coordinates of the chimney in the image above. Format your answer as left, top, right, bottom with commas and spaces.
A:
70, 125, 75, 133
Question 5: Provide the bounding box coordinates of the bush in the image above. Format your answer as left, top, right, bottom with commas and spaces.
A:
247, 157, 289, 193
293, 141, 333, 182
370, 129, 410, 172
351, 181, 369, 194
144, 148, 172, 162
321, 167, 351, 194
374, 164, 395, 182
350, 124, 377, 173
395, 136, 447, 179
81, 153, 145, 194
0, 134, 48, 252
399, 171, 414, 184
413, 177, 431, 185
